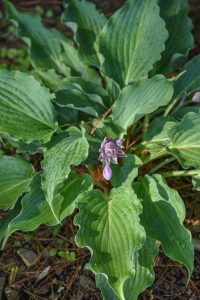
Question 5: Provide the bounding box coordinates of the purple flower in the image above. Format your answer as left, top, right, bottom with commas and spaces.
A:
99, 137, 126, 180
192, 92, 200, 103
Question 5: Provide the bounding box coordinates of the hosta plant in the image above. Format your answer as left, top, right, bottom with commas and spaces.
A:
0, 0, 199, 299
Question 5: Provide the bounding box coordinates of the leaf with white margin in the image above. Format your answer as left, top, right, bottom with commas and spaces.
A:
2, 174, 58, 248
98, 0, 168, 86
0, 70, 57, 143
42, 127, 89, 222
96, 237, 158, 300
0, 155, 35, 209
58, 171, 93, 221
134, 174, 194, 277
75, 187, 145, 300
168, 112, 200, 168
112, 76, 173, 133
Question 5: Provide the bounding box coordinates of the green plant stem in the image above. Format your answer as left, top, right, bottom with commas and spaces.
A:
142, 149, 168, 166
164, 97, 178, 116
149, 157, 176, 174
131, 141, 147, 151
161, 169, 200, 178
142, 115, 149, 141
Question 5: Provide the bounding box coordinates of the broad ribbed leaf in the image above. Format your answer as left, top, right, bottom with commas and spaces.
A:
111, 155, 142, 188
0, 156, 35, 209
168, 112, 200, 168
112, 76, 173, 133
6, 1, 70, 74
96, 237, 158, 300
59, 172, 93, 221
155, 0, 194, 74
62, 0, 107, 65
2, 174, 58, 247
134, 174, 193, 276
145, 117, 177, 152
0, 70, 57, 142
124, 238, 158, 300
42, 127, 89, 222
98, 0, 168, 86
55, 89, 98, 117
173, 55, 200, 100
75, 187, 145, 299
54, 84, 105, 117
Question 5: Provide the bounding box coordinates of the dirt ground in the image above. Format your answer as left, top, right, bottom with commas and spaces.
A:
0, 1, 200, 299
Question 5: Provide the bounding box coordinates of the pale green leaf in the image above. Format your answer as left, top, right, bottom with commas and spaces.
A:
96, 237, 158, 300
110, 155, 142, 188
0, 156, 35, 209
168, 112, 200, 168
42, 127, 89, 222
0, 70, 57, 142
134, 174, 194, 276
192, 173, 200, 192
98, 0, 168, 86
75, 187, 145, 300
112, 76, 173, 133
62, 0, 107, 65
124, 237, 158, 300
155, 0, 194, 74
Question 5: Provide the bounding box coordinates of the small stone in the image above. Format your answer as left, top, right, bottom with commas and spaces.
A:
17, 248, 37, 267
38, 286, 50, 296
36, 266, 51, 282
5, 285, 20, 300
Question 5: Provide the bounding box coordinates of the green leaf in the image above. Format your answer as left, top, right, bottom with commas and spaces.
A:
173, 55, 200, 100
192, 173, 200, 192
66, 77, 111, 107
0, 156, 35, 209
62, 0, 107, 65
110, 155, 142, 188
6, 1, 71, 74
55, 89, 98, 117
154, 0, 194, 75
42, 127, 89, 222
54, 83, 105, 117
98, 0, 168, 86
59, 171, 93, 221
134, 174, 194, 276
168, 112, 200, 168
2, 174, 58, 247
75, 187, 145, 300
124, 237, 158, 300
0, 70, 57, 142
112, 76, 173, 133
145, 117, 177, 152
96, 237, 158, 300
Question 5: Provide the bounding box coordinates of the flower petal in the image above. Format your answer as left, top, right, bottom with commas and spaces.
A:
103, 164, 112, 180
192, 92, 200, 103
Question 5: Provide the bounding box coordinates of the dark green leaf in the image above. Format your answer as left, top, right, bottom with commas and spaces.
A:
98, 0, 168, 86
